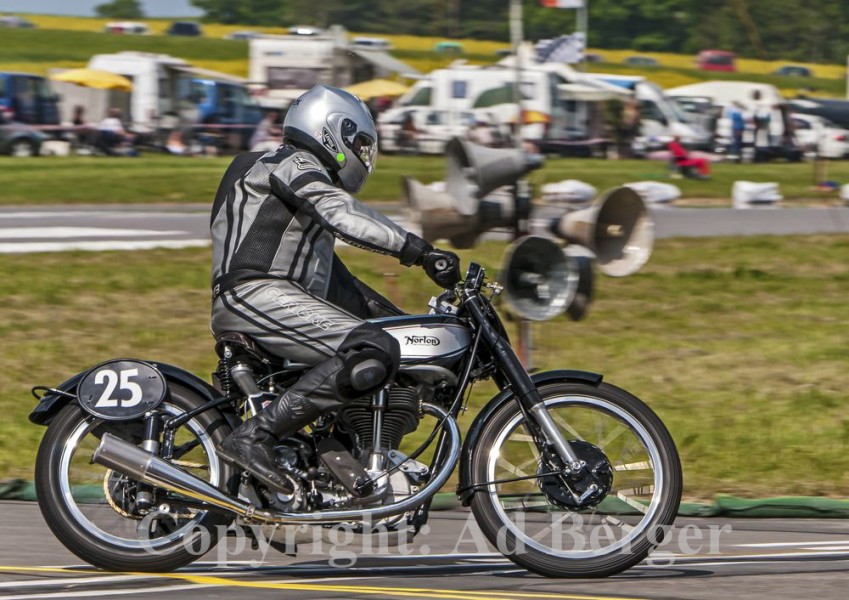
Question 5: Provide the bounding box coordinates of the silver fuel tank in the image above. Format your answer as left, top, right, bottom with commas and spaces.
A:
369, 314, 471, 366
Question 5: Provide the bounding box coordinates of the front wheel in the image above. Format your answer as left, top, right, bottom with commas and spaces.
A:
469, 381, 682, 578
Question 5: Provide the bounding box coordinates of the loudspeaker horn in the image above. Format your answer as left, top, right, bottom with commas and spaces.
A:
500, 235, 594, 321
403, 177, 514, 249
445, 137, 543, 216
552, 186, 654, 277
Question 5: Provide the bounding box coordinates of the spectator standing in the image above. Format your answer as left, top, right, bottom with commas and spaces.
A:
618, 99, 641, 158
398, 112, 419, 153
727, 102, 746, 162
750, 90, 772, 162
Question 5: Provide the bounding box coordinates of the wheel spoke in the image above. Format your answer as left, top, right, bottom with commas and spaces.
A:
602, 514, 635, 533
550, 410, 584, 441
599, 423, 628, 448
613, 460, 652, 472
496, 455, 531, 478
616, 486, 654, 514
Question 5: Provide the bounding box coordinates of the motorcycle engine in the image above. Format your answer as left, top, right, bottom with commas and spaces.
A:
336, 384, 420, 456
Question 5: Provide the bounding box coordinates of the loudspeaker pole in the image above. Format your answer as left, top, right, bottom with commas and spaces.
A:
510, 0, 534, 369
510, 0, 524, 152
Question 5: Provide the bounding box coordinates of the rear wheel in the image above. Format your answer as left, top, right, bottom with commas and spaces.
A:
35, 384, 237, 571
469, 381, 682, 578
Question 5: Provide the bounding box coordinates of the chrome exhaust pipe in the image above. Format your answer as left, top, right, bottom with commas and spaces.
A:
92, 403, 460, 525
93, 432, 267, 519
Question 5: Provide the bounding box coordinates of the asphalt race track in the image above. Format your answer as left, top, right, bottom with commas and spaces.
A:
1, 502, 848, 599
1, 204, 848, 253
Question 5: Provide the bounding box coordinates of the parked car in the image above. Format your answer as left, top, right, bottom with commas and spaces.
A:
697, 50, 736, 72
773, 65, 812, 78
623, 55, 659, 67
0, 112, 46, 156
791, 113, 849, 159
226, 30, 259, 40
0, 16, 35, 28
288, 25, 323, 36
103, 22, 150, 35
166, 21, 202, 37
584, 52, 604, 63
351, 37, 392, 50
434, 41, 464, 55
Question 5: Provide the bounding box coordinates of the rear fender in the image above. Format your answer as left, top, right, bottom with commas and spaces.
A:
28, 361, 236, 429
456, 369, 603, 506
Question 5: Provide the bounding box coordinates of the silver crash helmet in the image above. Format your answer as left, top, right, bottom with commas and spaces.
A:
283, 84, 378, 194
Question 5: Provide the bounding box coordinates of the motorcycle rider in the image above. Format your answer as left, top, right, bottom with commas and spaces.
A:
209, 84, 461, 493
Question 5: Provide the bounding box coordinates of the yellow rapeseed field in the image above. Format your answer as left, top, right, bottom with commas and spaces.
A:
7, 13, 846, 93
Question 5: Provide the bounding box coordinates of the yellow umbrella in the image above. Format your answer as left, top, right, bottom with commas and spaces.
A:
344, 79, 409, 101
51, 69, 133, 92
508, 109, 552, 125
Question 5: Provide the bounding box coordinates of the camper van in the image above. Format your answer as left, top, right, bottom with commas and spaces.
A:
248, 27, 419, 107
379, 59, 627, 154
86, 52, 260, 139
587, 74, 712, 151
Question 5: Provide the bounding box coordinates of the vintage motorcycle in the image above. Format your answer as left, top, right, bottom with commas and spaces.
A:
30, 261, 682, 578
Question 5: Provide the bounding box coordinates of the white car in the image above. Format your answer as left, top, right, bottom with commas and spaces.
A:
792, 114, 849, 159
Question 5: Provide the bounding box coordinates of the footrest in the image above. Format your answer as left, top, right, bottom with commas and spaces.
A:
317, 438, 374, 497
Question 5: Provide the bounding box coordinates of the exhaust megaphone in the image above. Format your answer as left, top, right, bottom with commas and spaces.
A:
403, 177, 515, 249
552, 186, 654, 277
445, 137, 543, 216
500, 235, 594, 321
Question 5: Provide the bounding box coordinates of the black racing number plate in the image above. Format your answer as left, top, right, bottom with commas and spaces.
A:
77, 360, 167, 421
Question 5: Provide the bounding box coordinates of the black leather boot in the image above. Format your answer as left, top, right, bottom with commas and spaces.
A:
217, 390, 322, 494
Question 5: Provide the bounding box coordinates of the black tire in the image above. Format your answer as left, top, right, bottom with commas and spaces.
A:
35, 384, 237, 572
10, 139, 37, 157
469, 381, 682, 578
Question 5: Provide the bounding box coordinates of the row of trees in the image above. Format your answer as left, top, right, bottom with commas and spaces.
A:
97, 0, 849, 64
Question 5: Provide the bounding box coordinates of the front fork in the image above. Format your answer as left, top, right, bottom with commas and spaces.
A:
463, 295, 582, 470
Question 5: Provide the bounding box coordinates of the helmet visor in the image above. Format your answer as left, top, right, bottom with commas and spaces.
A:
352, 132, 377, 173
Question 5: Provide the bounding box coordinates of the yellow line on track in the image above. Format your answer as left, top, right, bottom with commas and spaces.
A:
0, 565, 647, 600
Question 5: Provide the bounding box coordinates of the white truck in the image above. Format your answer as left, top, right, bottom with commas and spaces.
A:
248, 26, 419, 108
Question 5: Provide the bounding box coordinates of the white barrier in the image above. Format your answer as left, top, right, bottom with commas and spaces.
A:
540, 179, 597, 207
732, 181, 782, 209
625, 181, 681, 206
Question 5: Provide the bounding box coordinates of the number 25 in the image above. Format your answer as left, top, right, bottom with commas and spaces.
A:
94, 368, 143, 408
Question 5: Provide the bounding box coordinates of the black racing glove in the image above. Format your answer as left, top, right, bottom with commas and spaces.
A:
422, 248, 461, 288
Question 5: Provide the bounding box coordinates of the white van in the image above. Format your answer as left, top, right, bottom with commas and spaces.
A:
666, 81, 785, 145
587, 74, 712, 150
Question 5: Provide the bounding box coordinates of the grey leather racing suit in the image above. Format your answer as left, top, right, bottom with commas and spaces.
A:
210, 146, 426, 405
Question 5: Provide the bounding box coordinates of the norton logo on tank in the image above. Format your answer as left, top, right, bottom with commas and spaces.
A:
405, 335, 440, 346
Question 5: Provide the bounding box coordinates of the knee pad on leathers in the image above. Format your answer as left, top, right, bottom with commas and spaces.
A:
336, 323, 400, 399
